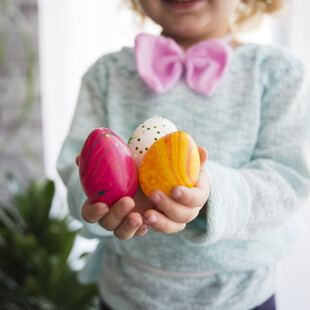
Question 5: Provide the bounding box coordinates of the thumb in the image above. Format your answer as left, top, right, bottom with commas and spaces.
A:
76, 154, 80, 167
198, 146, 208, 166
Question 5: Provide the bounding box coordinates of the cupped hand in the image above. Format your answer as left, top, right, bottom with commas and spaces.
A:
143, 146, 209, 234
76, 154, 152, 240
81, 191, 150, 240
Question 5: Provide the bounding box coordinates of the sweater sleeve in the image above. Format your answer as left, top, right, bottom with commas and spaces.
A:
57, 57, 113, 238
183, 53, 310, 245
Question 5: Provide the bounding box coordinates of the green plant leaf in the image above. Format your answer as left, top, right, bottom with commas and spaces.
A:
0, 175, 98, 309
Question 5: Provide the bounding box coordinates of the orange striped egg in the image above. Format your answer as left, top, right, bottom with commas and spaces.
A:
139, 131, 200, 197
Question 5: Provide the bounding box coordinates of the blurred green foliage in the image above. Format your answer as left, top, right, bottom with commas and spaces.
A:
0, 176, 98, 310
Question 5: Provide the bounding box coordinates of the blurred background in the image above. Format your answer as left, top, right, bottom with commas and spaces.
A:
0, 0, 309, 309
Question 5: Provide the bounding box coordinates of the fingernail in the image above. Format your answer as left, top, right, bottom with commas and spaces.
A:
144, 214, 156, 224
139, 224, 148, 231
172, 189, 182, 200
128, 218, 139, 228
150, 194, 161, 204
98, 204, 109, 216
121, 201, 132, 212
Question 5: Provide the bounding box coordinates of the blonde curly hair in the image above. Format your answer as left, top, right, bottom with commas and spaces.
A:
235, 0, 283, 29
123, 0, 283, 30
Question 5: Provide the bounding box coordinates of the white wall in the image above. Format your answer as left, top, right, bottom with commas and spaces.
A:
38, 1, 310, 308
272, 1, 310, 309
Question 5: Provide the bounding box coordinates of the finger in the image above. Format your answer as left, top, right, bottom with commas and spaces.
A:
81, 199, 109, 223
98, 196, 135, 231
170, 178, 209, 208
149, 191, 200, 224
76, 154, 80, 167
144, 209, 186, 234
170, 153, 210, 207
135, 223, 148, 237
198, 146, 208, 165
113, 212, 144, 240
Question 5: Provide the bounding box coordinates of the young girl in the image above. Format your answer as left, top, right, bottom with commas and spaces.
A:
57, 0, 310, 309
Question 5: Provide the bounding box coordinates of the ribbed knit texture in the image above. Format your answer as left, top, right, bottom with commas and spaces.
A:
57, 42, 310, 310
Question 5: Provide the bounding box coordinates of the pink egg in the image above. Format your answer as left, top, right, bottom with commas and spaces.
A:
79, 128, 138, 207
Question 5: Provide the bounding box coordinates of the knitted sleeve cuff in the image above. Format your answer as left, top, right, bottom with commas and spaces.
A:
183, 161, 251, 245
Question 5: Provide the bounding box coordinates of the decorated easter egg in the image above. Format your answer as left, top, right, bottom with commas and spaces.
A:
79, 128, 138, 206
128, 116, 178, 168
139, 131, 200, 197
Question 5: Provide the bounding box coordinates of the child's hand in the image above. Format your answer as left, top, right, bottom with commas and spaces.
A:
143, 147, 209, 234
80, 193, 149, 239
76, 155, 150, 240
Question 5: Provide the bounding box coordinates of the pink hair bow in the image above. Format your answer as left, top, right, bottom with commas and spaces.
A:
135, 33, 233, 97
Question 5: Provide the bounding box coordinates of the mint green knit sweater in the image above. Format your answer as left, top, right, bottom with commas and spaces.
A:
57, 42, 310, 310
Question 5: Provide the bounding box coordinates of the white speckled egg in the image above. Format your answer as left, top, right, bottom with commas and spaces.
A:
128, 116, 178, 169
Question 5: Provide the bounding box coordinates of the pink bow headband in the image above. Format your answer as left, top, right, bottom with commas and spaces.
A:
135, 33, 233, 97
